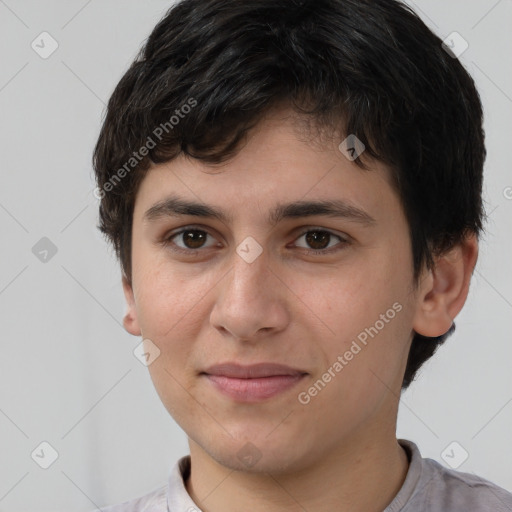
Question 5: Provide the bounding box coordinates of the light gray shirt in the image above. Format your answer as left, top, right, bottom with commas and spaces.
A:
95, 438, 512, 511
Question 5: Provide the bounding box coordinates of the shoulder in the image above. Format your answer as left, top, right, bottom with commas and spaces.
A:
419, 456, 512, 511
397, 439, 512, 512
88, 454, 193, 512
92, 484, 167, 512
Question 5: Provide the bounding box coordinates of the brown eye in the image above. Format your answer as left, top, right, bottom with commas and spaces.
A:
294, 229, 348, 254
304, 231, 331, 250
162, 226, 349, 257
180, 229, 208, 249
164, 228, 218, 254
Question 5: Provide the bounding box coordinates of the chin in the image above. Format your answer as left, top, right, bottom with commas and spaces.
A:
204, 434, 309, 474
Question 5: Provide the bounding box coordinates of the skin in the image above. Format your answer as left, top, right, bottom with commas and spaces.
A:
122, 106, 478, 512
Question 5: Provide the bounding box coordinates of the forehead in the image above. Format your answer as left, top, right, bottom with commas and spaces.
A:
133, 107, 399, 225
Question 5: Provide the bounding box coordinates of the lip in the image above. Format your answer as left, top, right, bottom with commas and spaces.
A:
202, 362, 307, 378
201, 363, 308, 402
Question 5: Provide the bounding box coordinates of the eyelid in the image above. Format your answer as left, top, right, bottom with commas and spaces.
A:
294, 225, 349, 240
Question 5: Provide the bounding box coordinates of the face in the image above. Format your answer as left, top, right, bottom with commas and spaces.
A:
123, 107, 424, 474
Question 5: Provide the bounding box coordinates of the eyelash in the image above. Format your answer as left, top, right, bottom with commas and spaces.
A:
161, 225, 350, 256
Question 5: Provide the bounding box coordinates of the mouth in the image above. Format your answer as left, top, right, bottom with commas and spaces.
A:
200, 362, 308, 402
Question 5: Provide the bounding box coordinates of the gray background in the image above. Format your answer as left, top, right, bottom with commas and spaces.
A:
0, 0, 511, 510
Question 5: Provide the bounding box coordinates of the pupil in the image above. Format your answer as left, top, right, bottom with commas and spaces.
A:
306, 231, 329, 250
184, 230, 205, 249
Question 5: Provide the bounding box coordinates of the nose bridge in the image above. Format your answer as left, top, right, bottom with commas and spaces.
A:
210, 239, 288, 340
227, 240, 272, 306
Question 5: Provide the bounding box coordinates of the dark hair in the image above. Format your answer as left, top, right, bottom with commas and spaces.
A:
93, 0, 486, 391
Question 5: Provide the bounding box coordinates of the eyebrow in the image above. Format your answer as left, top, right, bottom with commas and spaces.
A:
143, 194, 376, 227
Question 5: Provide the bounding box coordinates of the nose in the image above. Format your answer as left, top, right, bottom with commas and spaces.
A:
209, 247, 290, 342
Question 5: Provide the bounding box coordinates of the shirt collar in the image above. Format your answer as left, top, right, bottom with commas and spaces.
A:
166, 454, 201, 512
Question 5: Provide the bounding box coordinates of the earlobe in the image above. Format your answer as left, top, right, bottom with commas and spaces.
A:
412, 233, 479, 338
122, 273, 141, 336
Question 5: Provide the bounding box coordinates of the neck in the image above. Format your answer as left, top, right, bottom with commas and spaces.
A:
184, 429, 409, 512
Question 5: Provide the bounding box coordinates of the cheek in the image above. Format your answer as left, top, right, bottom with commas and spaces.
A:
136, 269, 209, 422
133, 265, 217, 397
297, 257, 404, 339
299, 254, 412, 395
133, 258, 209, 339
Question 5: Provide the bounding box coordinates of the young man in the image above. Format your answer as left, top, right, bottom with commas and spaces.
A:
91, 0, 512, 510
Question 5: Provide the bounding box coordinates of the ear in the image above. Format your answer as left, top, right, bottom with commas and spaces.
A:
122, 273, 142, 336
412, 232, 479, 337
